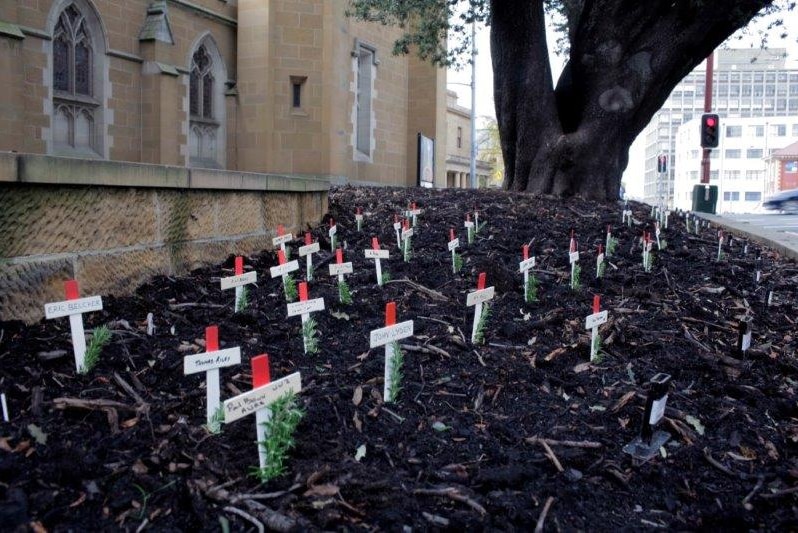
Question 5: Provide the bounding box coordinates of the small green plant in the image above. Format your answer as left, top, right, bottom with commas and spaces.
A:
380, 271, 392, 285
252, 392, 304, 482
205, 406, 225, 434
591, 334, 603, 363
643, 251, 655, 273
284, 247, 291, 261
403, 236, 412, 262
467, 226, 475, 244
80, 325, 111, 374
606, 235, 619, 257
477, 221, 487, 233
283, 274, 298, 302
306, 262, 314, 282
597, 259, 606, 279
570, 263, 582, 291
338, 279, 353, 305
473, 304, 492, 345
453, 252, 464, 273
236, 286, 250, 312
387, 341, 404, 403
302, 316, 320, 354
660, 239, 668, 250
525, 274, 539, 303
132, 480, 177, 520
330, 234, 337, 251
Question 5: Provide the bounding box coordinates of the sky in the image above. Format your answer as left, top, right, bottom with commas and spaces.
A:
446, 3, 798, 147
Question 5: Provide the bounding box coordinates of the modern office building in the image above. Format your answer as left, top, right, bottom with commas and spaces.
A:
673, 116, 798, 213
636, 48, 798, 207
765, 140, 798, 197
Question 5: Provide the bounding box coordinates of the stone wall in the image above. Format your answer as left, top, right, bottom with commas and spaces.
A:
0, 152, 329, 323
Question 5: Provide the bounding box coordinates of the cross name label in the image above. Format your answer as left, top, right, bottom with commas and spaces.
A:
409, 209, 422, 216
287, 298, 325, 317
464, 221, 475, 228
183, 347, 242, 375
448, 238, 460, 251
585, 310, 609, 329
365, 249, 390, 259
569, 252, 580, 264
329, 263, 354, 276
393, 222, 401, 230
220, 271, 257, 290
44, 296, 103, 319
519, 257, 536, 272
270, 260, 300, 277
223, 372, 302, 423
299, 242, 320, 256
466, 287, 495, 307
355, 214, 364, 221
272, 234, 293, 246
369, 320, 414, 348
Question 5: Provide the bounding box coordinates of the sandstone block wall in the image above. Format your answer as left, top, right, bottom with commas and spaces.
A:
0, 153, 328, 323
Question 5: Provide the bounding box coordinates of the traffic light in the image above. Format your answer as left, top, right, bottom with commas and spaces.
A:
700, 113, 719, 148
657, 154, 667, 173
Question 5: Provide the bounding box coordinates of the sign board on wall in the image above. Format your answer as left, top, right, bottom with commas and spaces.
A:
418, 134, 435, 188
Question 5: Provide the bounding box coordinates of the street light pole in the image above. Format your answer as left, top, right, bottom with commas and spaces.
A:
469, 19, 477, 189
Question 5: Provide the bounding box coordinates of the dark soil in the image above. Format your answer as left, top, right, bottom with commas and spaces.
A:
2, 186, 798, 532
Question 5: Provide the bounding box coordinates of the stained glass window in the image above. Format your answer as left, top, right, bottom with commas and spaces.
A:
54, 38, 70, 91
190, 70, 199, 116
190, 45, 214, 119
75, 42, 90, 95
203, 74, 213, 118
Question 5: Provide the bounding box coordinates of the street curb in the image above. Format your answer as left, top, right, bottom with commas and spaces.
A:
693, 213, 798, 262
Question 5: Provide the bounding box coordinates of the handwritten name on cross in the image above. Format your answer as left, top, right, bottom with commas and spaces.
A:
365, 237, 389, 286
183, 326, 241, 424
44, 280, 103, 372
221, 256, 257, 313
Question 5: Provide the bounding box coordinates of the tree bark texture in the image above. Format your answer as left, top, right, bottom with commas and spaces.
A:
493, 0, 774, 199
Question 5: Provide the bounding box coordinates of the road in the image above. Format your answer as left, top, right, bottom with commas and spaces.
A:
696, 212, 798, 260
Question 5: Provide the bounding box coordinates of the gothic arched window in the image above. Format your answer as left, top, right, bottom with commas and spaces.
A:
52, 3, 99, 155
188, 40, 225, 168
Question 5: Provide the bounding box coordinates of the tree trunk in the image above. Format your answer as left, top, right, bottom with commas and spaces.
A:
493, 0, 774, 200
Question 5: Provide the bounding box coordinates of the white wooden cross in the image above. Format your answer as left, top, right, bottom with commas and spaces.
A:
355, 207, 364, 232
448, 228, 460, 274
467, 273, 495, 344
464, 213, 475, 244
401, 219, 414, 262
393, 214, 402, 249
605, 225, 613, 257
44, 280, 103, 373
717, 229, 723, 262
519, 244, 536, 302
298, 232, 320, 281
365, 237, 389, 286
287, 282, 325, 354
221, 256, 257, 313
595, 244, 605, 279
328, 218, 338, 253
223, 354, 302, 469
272, 224, 293, 257
369, 302, 414, 403
585, 295, 608, 362
408, 202, 422, 228
329, 248, 354, 286
655, 221, 662, 250
270, 249, 300, 300
184, 325, 241, 424
569, 232, 580, 289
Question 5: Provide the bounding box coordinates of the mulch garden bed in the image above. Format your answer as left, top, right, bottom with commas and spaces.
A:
2, 186, 798, 531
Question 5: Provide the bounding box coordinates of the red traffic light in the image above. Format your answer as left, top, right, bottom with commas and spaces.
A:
706, 117, 716, 127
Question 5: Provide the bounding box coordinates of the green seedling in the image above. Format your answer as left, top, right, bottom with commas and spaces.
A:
660, 239, 668, 251
525, 273, 539, 303
387, 341, 404, 403
403, 236, 412, 262
205, 406, 225, 434
453, 252, 464, 273
283, 274, 298, 302
606, 235, 619, 257
467, 226, 475, 245
132, 480, 177, 520
380, 271, 392, 285
330, 234, 337, 251
597, 259, 606, 279
236, 285, 250, 312
591, 334, 603, 363
302, 316, 320, 355
570, 263, 582, 291
80, 325, 111, 374
477, 221, 487, 233
251, 392, 304, 482
473, 304, 492, 345
338, 279, 353, 305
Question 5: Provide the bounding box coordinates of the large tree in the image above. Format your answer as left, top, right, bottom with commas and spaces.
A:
350, 0, 787, 199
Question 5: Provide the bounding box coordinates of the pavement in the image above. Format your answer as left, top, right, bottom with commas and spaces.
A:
693, 212, 798, 261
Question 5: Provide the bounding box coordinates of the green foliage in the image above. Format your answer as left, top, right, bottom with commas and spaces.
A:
525, 273, 539, 303
473, 304, 491, 345
252, 392, 304, 482
283, 274, 298, 302
597, 258, 606, 279
453, 252, 464, 273
205, 406, 225, 434
477, 221, 488, 233
387, 342, 404, 403
591, 334, 603, 363
302, 316, 320, 355
380, 271, 392, 285
403, 236, 412, 262
338, 279, 353, 305
606, 235, 619, 257
330, 234, 337, 251
570, 263, 581, 291
284, 247, 291, 261
236, 285, 250, 312
660, 239, 668, 251
80, 325, 111, 374
467, 226, 474, 245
